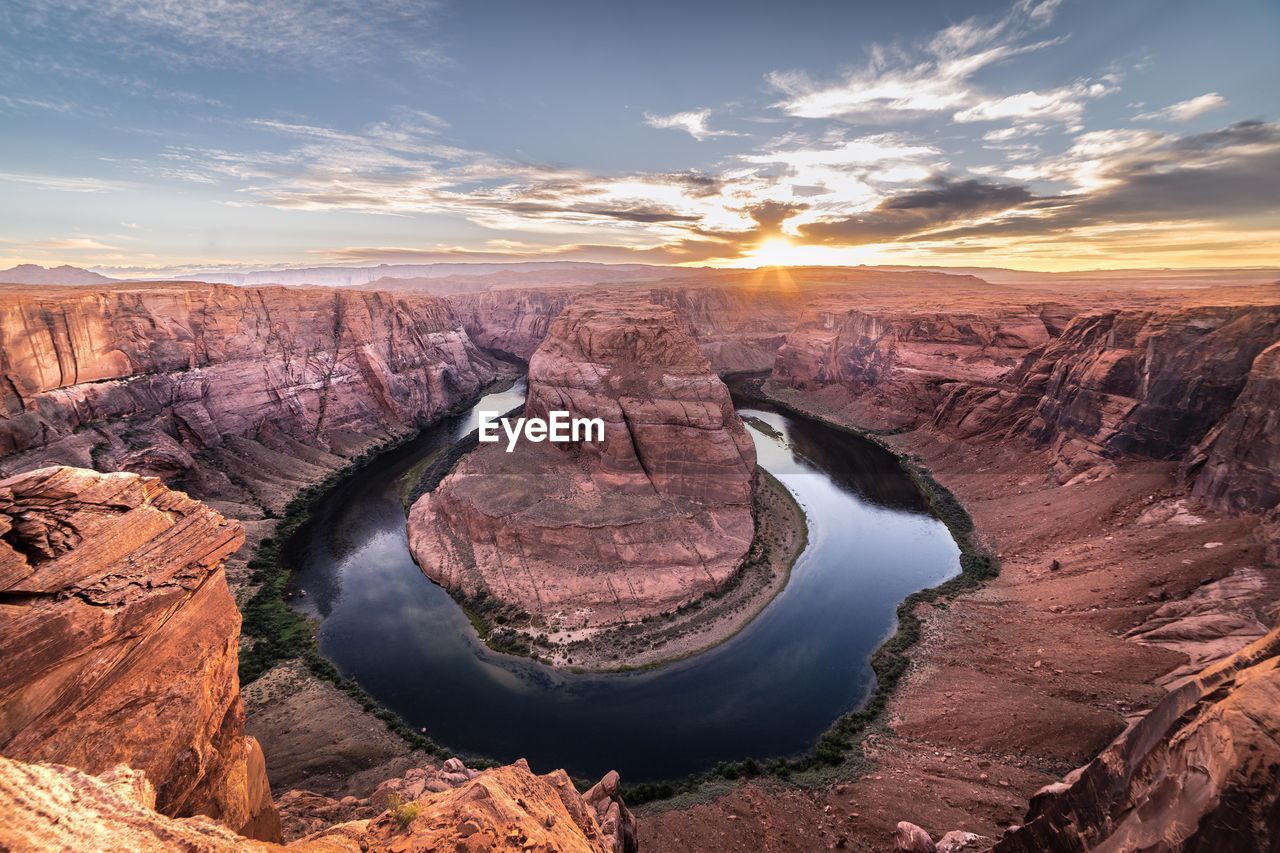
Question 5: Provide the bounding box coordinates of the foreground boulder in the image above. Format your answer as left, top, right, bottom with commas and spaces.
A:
0, 466, 279, 840
409, 298, 757, 631
994, 625, 1280, 851
0, 753, 636, 853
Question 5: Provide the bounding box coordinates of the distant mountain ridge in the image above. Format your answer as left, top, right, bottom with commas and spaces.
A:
0, 264, 115, 285
180, 261, 681, 287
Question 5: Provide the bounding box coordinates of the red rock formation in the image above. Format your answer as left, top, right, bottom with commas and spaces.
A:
644, 285, 803, 373
0, 753, 636, 853
453, 283, 805, 373
0, 466, 279, 840
994, 625, 1280, 852
1000, 307, 1280, 482
451, 287, 574, 359
1188, 340, 1280, 515
772, 301, 1280, 511
409, 298, 757, 630
772, 303, 1059, 428
0, 283, 506, 514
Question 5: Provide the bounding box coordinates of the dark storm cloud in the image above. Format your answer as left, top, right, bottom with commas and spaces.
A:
918, 121, 1280, 242
746, 200, 810, 236
798, 177, 1033, 245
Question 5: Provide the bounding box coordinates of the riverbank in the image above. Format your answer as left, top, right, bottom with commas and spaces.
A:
639, 382, 1275, 851
552, 467, 808, 671
240, 378, 523, 798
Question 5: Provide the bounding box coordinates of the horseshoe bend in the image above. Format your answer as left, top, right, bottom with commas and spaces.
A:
3, 4, 1280, 850
407, 298, 778, 664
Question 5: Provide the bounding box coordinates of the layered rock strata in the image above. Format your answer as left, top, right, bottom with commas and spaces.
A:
0, 284, 506, 517
0, 754, 637, 853
452, 281, 808, 373
772, 302, 1280, 514
0, 466, 279, 839
994, 625, 1280, 851
409, 298, 757, 631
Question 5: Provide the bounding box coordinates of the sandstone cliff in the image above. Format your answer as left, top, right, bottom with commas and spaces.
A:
451, 287, 574, 360
0, 466, 279, 840
0, 284, 506, 518
772, 303, 1062, 429
1188, 339, 1280, 514
772, 301, 1280, 516
452, 282, 805, 373
409, 298, 757, 632
990, 306, 1280, 485
0, 754, 637, 853
994, 625, 1280, 851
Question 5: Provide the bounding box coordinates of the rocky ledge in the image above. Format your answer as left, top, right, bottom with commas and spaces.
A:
0, 753, 637, 852
993, 624, 1280, 851
0, 466, 279, 840
409, 297, 757, 642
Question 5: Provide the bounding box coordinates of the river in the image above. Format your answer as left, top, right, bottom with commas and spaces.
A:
286, 379, 959, 781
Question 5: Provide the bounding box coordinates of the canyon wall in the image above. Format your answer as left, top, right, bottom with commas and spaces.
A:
409, 297, 757, 631
452, 283, 804, 373
994, 625, 1280, 851
0, 284, 507, 516
0, 466, 279, 840
771, 301, 1280, 515
451, 287, 574, 360
772, 302, 1065, 428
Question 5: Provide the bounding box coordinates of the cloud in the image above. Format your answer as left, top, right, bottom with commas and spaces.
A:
911, 121, 1280, 243
743, 201, 809, 237
741, 133, 937, 169
768, 0, 1067, 121
7, 0, 444, 69
0, 172, 126, 193
1135, 92, 1227, 122
24, 237, 123, 251
955, 80, 1114, 123
0, 94, 76, 113
798, 177, 1034, 245
983, 124, 1046, 142
643, 110, 740, 141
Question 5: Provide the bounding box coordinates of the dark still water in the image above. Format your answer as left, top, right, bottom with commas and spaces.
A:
286, 381, 959, 782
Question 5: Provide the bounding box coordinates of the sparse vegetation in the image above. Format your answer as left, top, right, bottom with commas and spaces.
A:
385, 793, 420, 829
235, 381, 520, 768
620, 383, 1001, 806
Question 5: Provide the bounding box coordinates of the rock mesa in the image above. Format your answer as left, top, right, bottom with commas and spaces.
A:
409, 298, 757, 630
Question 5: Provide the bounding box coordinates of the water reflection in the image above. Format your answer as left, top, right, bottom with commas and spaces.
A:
286, 383, 958, 781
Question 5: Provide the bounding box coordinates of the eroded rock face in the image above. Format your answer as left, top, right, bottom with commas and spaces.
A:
0, 756, 275, 853
994, 626, 1280, 852
452, 288, 575, 360
410, 298, 757, 630
773, 304, 1058, 428
645, 285, 803, 373
453, 283, 804, 373
0, 284, 506, 514
0, 754, 636, 853
0, 466, 279, 840
1007, 307, 1280, 482
773, 302, 1280, 513
1188, 340, 1280, 515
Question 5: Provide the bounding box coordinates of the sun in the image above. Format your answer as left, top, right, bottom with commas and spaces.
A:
746, 238, 811, 267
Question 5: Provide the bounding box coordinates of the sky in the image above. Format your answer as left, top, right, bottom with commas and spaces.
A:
1, 0, 1278, 275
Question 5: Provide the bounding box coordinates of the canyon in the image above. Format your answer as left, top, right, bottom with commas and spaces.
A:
0, 267, 1277, 851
